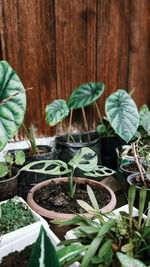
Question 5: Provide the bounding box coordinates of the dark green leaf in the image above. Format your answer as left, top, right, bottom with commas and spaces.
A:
45, 99, 69, 126
68, 82, 105, 109
0, 61, 26, 151
28, 226, 60, 267
105, 89, 139, 142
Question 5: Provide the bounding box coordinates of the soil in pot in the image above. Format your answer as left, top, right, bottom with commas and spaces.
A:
34, 181, 111, 214
0, 244, 33, 267
0, 167, 19, 201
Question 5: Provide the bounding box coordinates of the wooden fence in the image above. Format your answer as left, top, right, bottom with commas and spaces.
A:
0, 0, 150, 138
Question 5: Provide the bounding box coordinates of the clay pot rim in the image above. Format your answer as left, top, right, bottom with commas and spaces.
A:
27, 177, 116, 220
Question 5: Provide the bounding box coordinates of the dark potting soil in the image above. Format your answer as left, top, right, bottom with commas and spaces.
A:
0, 245, 32, 267
131, 174, 150, 188
34, 181, 111, 213
123, 162, 147, 172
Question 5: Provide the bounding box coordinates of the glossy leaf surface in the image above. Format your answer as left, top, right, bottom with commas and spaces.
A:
0, 61, 26, 151
45, 99, 69, 126
105, 89, 139, 142
68, 82, 105, 109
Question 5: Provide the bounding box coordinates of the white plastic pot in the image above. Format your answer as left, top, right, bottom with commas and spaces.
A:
0, 196, 49, 247
0, 223, 60, 262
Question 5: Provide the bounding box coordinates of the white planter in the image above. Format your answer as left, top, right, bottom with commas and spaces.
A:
0, 223, 60, 262
0, 196, 50, 247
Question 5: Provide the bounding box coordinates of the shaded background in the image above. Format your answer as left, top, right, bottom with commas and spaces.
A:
0, 0, 150, 138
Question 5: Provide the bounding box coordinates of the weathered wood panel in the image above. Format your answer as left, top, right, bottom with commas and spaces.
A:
0, 0, 150, 138
55, 0, 97, 134
128, 0, 150, 108
96, 0, 131, 117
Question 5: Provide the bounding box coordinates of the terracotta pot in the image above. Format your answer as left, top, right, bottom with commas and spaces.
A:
27, 177, 116, 220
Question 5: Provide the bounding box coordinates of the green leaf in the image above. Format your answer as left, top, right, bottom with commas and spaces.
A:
77, 199, 95, 213
121, 242, 134, 253
45, 99, 69, 126
57, 244, 87, 265
87, 185, 99, 212
140, 108, 150, 135
68, 82, 105, 109
128, 184, 136, 227
146, 202, 150, 226
21, 160, 70, 175
116, 252, 147, 267
68, 147, 98, 172
96, 124, 107, 135
105, 89, 139, 142
98, 239, 112, 258
28, 226, 60, 267
84, 165, 116, 177
81, 220, 115, 267
0, 60, 26, 151
138, 186, 147, 227
0, 162, 9, 178
15, 150, 25, 165
4, 153, 13, 164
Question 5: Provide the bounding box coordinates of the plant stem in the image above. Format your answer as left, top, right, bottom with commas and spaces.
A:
132, 142, 147, 186
22, 123, 37, 154
81, 107, 90, 142
67, 109, 73, 143
94, 101, 103, 124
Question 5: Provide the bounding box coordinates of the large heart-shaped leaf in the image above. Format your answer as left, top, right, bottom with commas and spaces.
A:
139, 105, 150, 135
105, 89, 139, 142
45, 99, 69, 126
68, 82, 105, 109
0, 61, 26, 151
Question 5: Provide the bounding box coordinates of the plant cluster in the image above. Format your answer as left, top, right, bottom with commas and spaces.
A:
0, 197, 35, 235
45, 82, 150, 144
0, 150, 25, 179
53, 185, 150, 267
21, 147, 115, 198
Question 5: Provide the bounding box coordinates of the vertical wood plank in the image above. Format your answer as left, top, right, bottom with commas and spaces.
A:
128, 0, 150, 108
96, 0, 131, 117
55, 0, 97, 133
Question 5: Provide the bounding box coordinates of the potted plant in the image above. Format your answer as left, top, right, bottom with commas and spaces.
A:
45, 82, 105, 164
21, 147, 116, 238
0, 225, 60, 267
126, 140, 150, 210
0, 196, 48, 247
0, 150, 25, 201
54, 184, 150, 266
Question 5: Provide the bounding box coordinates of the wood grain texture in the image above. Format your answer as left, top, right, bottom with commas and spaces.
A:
96, 0, 131, 117
55, 0, 97, 134
128, 0, 150, 108
0, 0, 150, 138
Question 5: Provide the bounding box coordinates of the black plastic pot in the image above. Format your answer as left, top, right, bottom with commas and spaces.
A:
0, 167, 20, 201
9, 145, 58, 200
55, 131, 101, 164
101, 136, 126, 170
127, 172, 150, 212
